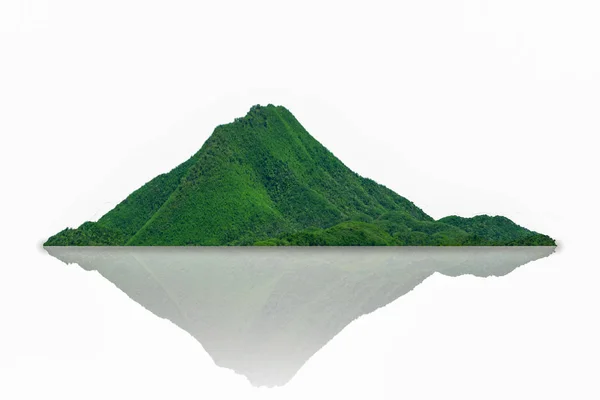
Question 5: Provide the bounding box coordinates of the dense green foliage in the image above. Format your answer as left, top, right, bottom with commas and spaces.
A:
255, 221, 397, 246
253, 212, 555, 246
96, 154, 199, 237
437, 215, 555, 245
45, 222, 127, 246
45, 104, 556, 246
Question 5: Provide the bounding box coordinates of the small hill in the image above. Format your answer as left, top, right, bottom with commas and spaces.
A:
45, 105, 555, 246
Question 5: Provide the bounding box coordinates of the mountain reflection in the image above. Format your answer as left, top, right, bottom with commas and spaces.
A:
45, 246, 555, 387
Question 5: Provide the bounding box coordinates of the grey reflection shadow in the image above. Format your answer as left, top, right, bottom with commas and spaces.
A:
45, 246, 555, 387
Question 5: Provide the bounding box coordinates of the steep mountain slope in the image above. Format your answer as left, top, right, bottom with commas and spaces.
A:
44, 104, 555, 246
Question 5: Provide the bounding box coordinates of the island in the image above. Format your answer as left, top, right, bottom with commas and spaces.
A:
45, 105, 555, 246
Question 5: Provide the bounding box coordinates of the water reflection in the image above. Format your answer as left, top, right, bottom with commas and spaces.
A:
44, 246, 555, 387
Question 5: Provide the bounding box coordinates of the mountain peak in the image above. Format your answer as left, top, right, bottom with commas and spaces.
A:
230, 103, 277, 128
239, 103, 275, 116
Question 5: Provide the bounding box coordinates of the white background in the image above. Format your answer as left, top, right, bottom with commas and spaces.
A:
1, 1, 599, 399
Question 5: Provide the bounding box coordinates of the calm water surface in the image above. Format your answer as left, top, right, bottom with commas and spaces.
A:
45, 246, 555, 387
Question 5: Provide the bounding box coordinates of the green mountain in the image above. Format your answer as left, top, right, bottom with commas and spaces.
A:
45, 104, 555, 246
